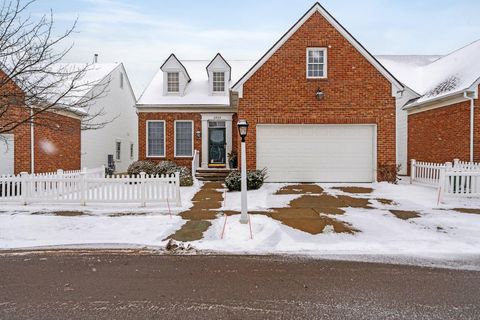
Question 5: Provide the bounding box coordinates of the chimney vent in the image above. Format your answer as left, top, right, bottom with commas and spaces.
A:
93, 53, 98, 63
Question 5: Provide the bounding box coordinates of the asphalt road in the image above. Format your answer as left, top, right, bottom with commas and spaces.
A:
1, 251, 479, 320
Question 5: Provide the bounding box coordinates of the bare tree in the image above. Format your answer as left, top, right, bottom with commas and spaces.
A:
0, 0, 111, 135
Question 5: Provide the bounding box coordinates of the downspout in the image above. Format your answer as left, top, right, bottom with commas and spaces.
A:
465, 91, 475, 163
30, 106, 34, 173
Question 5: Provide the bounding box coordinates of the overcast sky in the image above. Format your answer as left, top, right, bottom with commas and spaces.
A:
27, 0, 480, 97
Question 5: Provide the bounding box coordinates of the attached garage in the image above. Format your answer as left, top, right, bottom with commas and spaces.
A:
256, 125, 376, 183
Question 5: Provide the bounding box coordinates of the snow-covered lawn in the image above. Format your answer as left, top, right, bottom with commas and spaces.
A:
2, 178, 480, 265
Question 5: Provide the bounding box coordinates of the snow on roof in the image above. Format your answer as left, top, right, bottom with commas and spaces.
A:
377, 39, 480, 107
137, 59, 255, 106
45, 62, 120, 115
375, 55, 442, 92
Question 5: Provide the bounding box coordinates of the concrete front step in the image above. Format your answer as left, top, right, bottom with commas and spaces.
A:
195, 169, 231, 182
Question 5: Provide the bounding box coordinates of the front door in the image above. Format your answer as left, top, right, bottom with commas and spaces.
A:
208, 127, 226, 167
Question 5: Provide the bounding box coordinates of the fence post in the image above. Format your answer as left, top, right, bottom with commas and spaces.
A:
410, 159, 416, 184
140, 172, 146, 207
20, 172, 28, 205
175, 172, 181, 207
453, 158, 460, 169
80, 167, 87, 206
57, 169, 64, 197
437, 166, 447, 205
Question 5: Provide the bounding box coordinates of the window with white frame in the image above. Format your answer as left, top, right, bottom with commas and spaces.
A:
130, 142, 134, 159
307, 48, 327, 78
212, 72, 225, 92
175, 121, 193, 157
147, 121, 165, 157
167, 72, 180, 93
115, 141, 121, 161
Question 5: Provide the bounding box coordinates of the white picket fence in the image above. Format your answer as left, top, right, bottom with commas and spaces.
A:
0, 167, 181, 207
411, 159, 480, 203
410, 160, 445, 186
191, 149, 200, 178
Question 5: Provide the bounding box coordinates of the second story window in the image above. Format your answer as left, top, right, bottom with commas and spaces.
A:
307, 48, 327, 79
167, 72, 180, 93
212, 72, 225, 92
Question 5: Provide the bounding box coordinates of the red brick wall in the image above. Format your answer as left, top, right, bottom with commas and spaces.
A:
237, 11, 396, 179
33, 111, 81, 173
408, 94, 480, 166
138, 112, 202, 167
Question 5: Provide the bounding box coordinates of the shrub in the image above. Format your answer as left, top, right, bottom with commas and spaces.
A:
225, 168, 267, 191
127, 160, 194, 186
127, 160, 157, 175
154, 160, 177, 175
377, 164, 401, 184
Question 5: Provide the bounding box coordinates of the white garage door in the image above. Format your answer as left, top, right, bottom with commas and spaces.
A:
0, 134, 15, 175
256, 125, 375, 182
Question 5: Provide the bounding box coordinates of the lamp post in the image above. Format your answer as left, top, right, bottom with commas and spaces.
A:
237, 120, 249, 224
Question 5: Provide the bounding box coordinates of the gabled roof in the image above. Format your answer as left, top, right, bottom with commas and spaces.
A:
409, 40, 480, 108
206, 53, 232, 80
137, 59, 255, 106
232, 2, 404, 93
160, 53, 191, 82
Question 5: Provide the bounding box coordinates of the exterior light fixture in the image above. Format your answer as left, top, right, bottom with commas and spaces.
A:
237, 119, 249, 224
237, 120, 249, 142
316, 88, 325, 100
195, 130, 201, 139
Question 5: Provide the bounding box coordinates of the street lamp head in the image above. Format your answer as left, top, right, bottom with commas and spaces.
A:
237, 120, 249, 142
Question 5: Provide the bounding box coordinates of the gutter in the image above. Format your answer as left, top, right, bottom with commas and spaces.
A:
465, 91, 475, 162
30, 105, 34, 173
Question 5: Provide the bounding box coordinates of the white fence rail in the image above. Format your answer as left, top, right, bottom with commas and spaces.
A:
411, 159, 480, 203
0, 167, 181, 207
410, 160, 445, 186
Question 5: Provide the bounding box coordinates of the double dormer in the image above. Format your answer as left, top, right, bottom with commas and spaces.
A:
160, 53, 231, 97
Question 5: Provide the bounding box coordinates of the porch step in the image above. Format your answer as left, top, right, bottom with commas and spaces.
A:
195, 169, 231, 182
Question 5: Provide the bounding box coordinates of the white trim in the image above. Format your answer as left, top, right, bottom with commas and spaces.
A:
306, 47, 327, 79
146, 120, 166, 158
232, 3, 403, 96
174, 120, 194, 158
406, 94, 470, 115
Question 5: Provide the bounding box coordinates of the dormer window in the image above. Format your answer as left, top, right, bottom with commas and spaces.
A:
213, 72, 225, 92
167, 72, 180, 93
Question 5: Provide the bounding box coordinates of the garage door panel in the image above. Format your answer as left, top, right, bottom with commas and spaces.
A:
256, 125, 375, 183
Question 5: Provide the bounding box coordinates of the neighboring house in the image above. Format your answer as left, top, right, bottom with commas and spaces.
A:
0, 60, 137, 175
137, 3, 404, 182
73, 61, 138, 172
0, 70, 82, 175
379, 41, 480, 168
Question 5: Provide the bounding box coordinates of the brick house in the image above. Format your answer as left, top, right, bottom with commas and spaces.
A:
380, 41, 480, 168
0, 70, 83, 175
0, 60, 137, 175
137, 3, 411, 182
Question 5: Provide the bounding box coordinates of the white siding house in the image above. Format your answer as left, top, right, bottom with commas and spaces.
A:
73, 62, 137, 172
